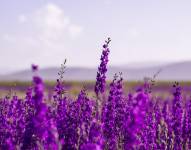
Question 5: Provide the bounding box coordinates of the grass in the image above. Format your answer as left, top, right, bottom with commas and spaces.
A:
0, 80, 191, 99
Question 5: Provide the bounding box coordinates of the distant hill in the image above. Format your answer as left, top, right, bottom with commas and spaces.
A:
1, 61, 191, 81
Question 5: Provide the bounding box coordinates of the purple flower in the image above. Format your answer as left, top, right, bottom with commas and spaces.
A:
54, 79, 65, 100
89, 119, 104, 148
80, 143, 101, 150
94, 38, 111, 96
31, 64, 38, 72
172, 82, 183, 149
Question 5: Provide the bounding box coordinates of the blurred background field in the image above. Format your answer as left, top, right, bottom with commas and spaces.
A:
1, 80, 191, 99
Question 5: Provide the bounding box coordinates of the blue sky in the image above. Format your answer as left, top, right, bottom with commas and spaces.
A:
1, 0, 191, 73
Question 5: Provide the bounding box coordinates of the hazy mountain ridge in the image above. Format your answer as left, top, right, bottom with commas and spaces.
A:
1, 61, 191, 81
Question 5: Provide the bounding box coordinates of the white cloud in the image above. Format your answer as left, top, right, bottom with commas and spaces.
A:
13, 3, 83, 46
33, 3, 83, 44
68, 24, 83, 38
35, 3, 68, 40
1, 3, 84, 70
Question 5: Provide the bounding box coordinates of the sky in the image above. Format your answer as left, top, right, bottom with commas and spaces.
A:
1, 0, 191, 73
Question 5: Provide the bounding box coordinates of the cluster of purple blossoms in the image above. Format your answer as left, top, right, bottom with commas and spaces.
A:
95, 37, 111, 97
0, 39, 191, 150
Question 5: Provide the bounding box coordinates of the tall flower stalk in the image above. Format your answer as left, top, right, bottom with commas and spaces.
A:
172, 82, 183, 150
94, 37, 111, 117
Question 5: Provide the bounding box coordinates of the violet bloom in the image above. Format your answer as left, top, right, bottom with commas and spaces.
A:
123, 89, 149, 149
142, 111, 157, 149
77, 90, 94, 146
102, 77, 117, 150
182, 111, 188, 149
0, 98, 14, 149
26, 87, 33, 100
80, 143, 101, 150
89, 119, 104, 148
56, 97, 67, 140
54, 79, 65, 100
32, 76, 44, 106
113, 74, 126, 149
172, 82, 183, 150
23, 68, 58, 149
60, 90, 94, 149
162, 100, 170, 123
187, 99, 191, 149
94, 38, 111, 97
31, 64, 38, 72
22, 74, 45, 149
153, 101, 162, 125
63, 100, 80, 149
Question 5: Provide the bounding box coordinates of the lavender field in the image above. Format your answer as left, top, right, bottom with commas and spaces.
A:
0, 38, 190, 150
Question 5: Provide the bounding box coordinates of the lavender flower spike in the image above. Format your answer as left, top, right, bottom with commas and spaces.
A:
95, 37, 111, 97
